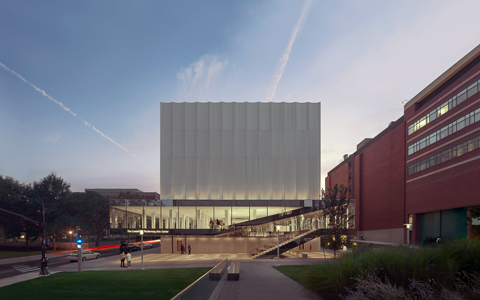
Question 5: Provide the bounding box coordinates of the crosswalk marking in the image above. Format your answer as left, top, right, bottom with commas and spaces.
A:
12, 265, 40, 273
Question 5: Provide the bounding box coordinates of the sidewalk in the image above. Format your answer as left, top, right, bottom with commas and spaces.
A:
0, 251, 329, 299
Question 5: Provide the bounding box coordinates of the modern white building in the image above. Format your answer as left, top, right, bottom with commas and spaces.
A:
160, 102, 321, 201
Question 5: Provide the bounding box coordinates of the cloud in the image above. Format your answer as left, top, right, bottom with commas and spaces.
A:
46, 133, 61, 142
265, 0, 312, 102
0, 62, 149, 168
176, 54, 229, 101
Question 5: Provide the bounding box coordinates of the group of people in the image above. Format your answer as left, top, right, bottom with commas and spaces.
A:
120, 251, 132, 268
180, 244, 191, 255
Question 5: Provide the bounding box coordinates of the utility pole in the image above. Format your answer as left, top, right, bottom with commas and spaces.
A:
77, 226, 83, 272
39, 200, 49, 275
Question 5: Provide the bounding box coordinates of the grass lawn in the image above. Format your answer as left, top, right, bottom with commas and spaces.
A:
274, 265, 316, 283
0, 251, 44, 259
0, 268, 210, 300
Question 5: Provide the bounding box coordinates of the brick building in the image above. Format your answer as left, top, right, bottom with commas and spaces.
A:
326, 44, 480, 245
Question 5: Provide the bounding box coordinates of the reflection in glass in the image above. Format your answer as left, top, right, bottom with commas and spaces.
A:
250, 207, 267, 220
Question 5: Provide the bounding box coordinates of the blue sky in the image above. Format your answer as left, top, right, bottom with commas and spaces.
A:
1, 0, 480, 193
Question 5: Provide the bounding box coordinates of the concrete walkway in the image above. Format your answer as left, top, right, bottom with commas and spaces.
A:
0, 251, 332, 299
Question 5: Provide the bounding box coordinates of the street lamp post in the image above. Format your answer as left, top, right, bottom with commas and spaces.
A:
39, 199, 49, 275
140, 230, 144, 270
69, 231, 73, 250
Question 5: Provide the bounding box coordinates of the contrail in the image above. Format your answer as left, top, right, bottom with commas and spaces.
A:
265, 0, 312, 102
0, 62, 149, 168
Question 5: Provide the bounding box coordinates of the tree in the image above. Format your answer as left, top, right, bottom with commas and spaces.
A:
68, 191, 110, 247
32, 173, 72, 251
0, 176, 39, 248
320, 184, 352, 258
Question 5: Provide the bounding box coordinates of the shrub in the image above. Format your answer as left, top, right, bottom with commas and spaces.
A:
298, 238, 480, 300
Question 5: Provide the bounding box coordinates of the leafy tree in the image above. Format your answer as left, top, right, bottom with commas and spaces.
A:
68, 191, 110, 247
0, 176, 39, 248
320, 184, 352, 258
32, 173, 72, 251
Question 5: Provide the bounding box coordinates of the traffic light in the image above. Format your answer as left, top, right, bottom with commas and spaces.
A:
77, 238, 83, 249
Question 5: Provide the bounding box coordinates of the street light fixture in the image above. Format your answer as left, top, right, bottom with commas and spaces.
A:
69, 231, 73, 250
140, 230, 144, 270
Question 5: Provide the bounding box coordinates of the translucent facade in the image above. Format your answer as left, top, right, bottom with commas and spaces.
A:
161, 102, 321, 200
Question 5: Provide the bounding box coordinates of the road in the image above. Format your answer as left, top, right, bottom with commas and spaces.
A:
0, 245, 160, 281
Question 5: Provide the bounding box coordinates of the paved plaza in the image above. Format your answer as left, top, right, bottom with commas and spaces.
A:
0, 250, 336, 299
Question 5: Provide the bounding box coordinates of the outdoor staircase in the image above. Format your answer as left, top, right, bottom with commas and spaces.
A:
249, 229, 316, 259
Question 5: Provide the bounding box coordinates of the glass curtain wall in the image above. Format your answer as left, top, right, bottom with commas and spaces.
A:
232, 207, 249, 224
214, 206, 231, 227
196, 207, 213, 229
250, 206, 267, 220
144, 206, 161, 229
162, 207, 178, 229
178, 207, 196, 229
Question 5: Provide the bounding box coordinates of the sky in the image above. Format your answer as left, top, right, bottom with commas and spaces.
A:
1, 0, 480, 194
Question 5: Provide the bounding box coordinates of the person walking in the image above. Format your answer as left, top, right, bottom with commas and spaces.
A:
188, 244, 191, 255
180, 244, 184, 254
126, 251, 132, 268
120, 251, 126, 267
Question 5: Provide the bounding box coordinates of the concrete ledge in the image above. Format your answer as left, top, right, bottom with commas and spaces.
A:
354, 240, 400, 246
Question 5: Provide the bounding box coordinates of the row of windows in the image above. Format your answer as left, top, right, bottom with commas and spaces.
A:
407, 135, 480, 176
408, 78, 480, 135
408, 107, 480, 155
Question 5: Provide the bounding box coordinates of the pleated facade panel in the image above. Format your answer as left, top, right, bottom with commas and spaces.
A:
308, 130, 320, 158
259, 157, 272, 199
197, 130, 209, 158
209, 104, 222, 130
283, 103, 295, 130
209, 157, 222, 199
246, 130, 259, 158
196, 158, 209, 199
185, 104, 197, 130
234, 103, 246, 129
259, 103, 271, 130
234, 158, 246, 199
161, 158, 172, 200
172, 157, 185, 199
160, 102, 321, 201
308, 103, 320, 130
222, 158, 235, 199
234, 129, 246, 158
272, 130, 284, 157
259, 130, 272, 158
271, 157, 284, 199
283, 131, 296, 157
185, 157, 197, 199
161, 103, 172, 131
173, 130, 185, 158
197, 104, 209, 130
185, 130, 196, 158
222, 103, 234, 130
173, 103, 185, 130
209, 130, 221, 157
308, 157, 320, 199
222, 130, 234, 157
296, 131, 308, 158
296, 158, 309, 199
284, 158, 297, 199
246, 103, 258, 130
272, 104, 283, 130
246, 157, 259, 200
295, 103, 308, 130
161, 130, 172, 158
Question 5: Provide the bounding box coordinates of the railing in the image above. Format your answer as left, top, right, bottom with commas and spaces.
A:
248, 230, 310, 257
171, 258, 229, 300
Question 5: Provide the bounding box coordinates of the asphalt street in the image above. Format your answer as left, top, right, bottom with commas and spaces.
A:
0, 245, 160, 280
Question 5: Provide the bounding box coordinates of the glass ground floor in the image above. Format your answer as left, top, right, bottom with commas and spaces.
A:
109, 199, 314, 230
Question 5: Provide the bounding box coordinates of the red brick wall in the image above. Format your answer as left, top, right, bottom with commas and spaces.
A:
355, 123, 406, 232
